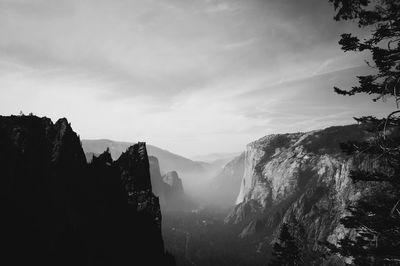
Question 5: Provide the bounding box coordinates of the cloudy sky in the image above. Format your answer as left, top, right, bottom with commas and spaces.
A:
0, 0, 393, 157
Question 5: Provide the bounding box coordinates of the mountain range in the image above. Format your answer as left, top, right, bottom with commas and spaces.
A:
82, 139, 206, 174
160, 124, 375, 265
82, 139, 230, 198
1, 114, 384, 265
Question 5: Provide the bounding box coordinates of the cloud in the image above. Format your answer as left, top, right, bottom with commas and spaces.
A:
0, 0, 390, 156
222, 38, 256, 50
0, 0, 360, 99
205, 1, 239, 14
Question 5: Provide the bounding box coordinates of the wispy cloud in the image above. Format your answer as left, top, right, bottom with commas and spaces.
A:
0, 0, 389, 156
222, 38, 256, 50
205, 1, 239, 14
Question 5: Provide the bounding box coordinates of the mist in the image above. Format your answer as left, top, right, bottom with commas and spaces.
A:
1, 0, 398, 265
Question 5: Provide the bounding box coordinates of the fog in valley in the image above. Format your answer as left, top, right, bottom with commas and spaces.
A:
1, 0, 399, 265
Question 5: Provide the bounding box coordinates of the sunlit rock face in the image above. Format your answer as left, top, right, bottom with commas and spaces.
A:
226, 125, 368, 248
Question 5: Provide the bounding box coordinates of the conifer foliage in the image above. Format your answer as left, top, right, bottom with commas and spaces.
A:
329, 0, 400, 103
269, 223, 302, 266
328, 0, 400, 265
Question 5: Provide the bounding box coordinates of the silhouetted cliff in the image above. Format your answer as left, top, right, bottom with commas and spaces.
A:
0, 115, 174, 266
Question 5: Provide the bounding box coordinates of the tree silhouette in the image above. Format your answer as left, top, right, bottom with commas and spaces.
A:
328, 0, 400, 264
269, 223, 301, 266
329, 0, 400, 104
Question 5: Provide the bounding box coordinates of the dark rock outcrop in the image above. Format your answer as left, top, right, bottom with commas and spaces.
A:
117, 142, 153, 192
0, 115, 173, 266
113, 142, 165, 262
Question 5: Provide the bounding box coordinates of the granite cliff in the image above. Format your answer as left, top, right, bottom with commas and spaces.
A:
205, 153, 245, 208
225, 125, 370, 254
148, 156, 193, 211
149, 156, 167, 205
0, 115, 174, 266
163, 171, 184, 193
162, 171, 193, 210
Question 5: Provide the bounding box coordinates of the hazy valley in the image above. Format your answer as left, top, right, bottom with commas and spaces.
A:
1, 0, 399, 265
79, 124, 374, 265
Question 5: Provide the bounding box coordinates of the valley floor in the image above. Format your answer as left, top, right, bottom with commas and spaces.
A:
162, 208, 270, 266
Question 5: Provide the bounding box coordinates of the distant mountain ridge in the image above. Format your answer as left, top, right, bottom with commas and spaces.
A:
82, 139, 207, 174
191, 152, 240, 164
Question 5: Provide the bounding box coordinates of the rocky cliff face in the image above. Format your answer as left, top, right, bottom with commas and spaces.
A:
149, 156, 167, 205
163, 171, 184, 194
113, 142, 166, 261
206, 153, 245, 208
0, 115, 173, 266
148, 156, 193, 211
225, 125, 369, 251
162, 171, 193, 211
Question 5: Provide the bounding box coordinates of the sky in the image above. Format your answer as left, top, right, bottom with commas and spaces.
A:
0, 0, 394, 158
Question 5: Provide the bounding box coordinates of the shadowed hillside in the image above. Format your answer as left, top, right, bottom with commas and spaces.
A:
0, 115, 174, 266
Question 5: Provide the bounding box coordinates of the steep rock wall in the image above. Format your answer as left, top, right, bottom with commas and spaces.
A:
163, 171, 184, 194
226, 125, 368, 249
162, 170, 193, 211
0, 115, 173, 266
207, 152, 245, 208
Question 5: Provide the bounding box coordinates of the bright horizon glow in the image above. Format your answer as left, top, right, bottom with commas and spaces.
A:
0, 0, 393, 157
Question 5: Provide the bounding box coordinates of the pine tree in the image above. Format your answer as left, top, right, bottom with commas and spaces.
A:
328, 0, 400, 265
269, 223, 302, 266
